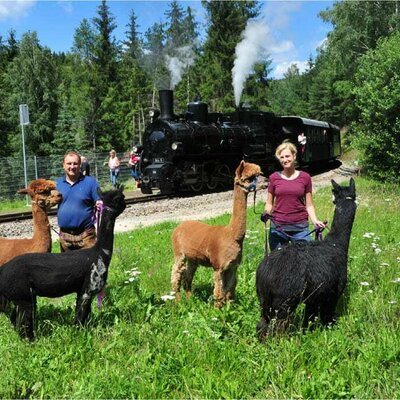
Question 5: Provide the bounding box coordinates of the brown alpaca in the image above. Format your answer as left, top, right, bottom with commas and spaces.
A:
171, 161, 267, 307
0, 179, 62, 266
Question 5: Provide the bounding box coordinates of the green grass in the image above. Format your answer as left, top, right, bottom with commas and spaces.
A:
0, 177, 399, 398
0, 198, 30, 213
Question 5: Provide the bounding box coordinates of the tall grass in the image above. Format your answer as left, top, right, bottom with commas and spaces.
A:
0, 177, 399, 398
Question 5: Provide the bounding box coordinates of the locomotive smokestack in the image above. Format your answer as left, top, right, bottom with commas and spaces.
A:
159, 90, 174, 120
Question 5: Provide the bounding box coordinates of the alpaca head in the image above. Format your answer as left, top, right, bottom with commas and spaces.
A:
17, 179, 62, 210
234, 160, 267, 193
100, 186, 126, 217
331, 178, 356, 204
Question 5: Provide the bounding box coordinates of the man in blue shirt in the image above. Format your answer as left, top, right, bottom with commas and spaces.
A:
56, 151, 103, 251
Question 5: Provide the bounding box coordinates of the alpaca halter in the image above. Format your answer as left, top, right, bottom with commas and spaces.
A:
237, 176, 259, 192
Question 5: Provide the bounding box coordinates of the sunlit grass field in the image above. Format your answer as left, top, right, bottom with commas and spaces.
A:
0, 177, 399, 398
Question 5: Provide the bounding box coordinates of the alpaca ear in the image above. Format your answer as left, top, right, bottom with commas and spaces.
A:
331, 179, 340, 191
349, 177, 355, 192
235, 160, 245, 177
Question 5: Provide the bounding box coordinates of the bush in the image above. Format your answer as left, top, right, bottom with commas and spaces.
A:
352, 31, 400, 182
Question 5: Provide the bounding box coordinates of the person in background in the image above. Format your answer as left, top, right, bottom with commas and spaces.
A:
298, 132, 307, 156
108, 149, 120, 188
128, 150, 141, 189
80, 156, 90, 176
261, 141, 325, 252
56, 151, 103, 252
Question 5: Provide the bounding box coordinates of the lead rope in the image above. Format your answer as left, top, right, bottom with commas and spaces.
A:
261, 217, 328, 258
94, 204, 105, 309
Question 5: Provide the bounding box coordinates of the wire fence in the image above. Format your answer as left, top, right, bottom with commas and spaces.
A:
0, 151, 134, 202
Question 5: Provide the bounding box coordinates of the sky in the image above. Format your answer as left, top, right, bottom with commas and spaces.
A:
0, 0, 334, 79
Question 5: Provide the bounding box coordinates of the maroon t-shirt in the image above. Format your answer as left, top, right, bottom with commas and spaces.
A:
268, 171, 312, 225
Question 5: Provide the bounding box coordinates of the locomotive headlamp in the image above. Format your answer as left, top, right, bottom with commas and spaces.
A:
149, 109, 160, 119
171, 142, 182, 150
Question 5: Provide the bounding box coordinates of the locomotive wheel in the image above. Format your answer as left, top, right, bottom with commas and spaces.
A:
206, 180, 218, 190
190, 182, 204, 192
215, 164, 231, 187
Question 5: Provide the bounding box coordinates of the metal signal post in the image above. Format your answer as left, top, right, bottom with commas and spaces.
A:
19, 104, 30, 205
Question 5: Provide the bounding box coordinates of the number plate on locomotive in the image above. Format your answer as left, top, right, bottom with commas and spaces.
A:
153, 158, 165, 163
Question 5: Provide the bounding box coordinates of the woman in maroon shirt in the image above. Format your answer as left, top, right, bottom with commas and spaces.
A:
262, 142, 325, 251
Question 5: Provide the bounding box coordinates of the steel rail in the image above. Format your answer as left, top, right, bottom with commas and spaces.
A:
0, 194, 168, 224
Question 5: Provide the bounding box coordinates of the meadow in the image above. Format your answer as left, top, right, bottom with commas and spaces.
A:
0, 177, 399, 398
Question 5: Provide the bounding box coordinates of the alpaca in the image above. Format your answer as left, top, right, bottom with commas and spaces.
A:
256, 178, 357, 338
0, 186, 126, 340
0, 179, 62, 266
171, 160, 267, 307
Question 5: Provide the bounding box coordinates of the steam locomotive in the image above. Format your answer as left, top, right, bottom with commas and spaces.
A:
139, 90, 341, 195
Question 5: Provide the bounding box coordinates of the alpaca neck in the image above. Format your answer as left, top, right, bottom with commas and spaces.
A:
95, 211, 117, 263
326, 201, 357, 253
227, 185, 248, 241
31, 203, 51, 250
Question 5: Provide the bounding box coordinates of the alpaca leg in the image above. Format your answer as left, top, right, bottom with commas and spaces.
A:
13, 300, 35, 340
213, 269, 224, 308
0, 295, 9, 313
221, 266, 238, 303
256, 316, 269, 340
320, 298, 338, 326
272, 297, 298, 333
75, 293, 93, 325
183, 260, 198, 298
303, 303, 320, 328
171, 255, 186, 301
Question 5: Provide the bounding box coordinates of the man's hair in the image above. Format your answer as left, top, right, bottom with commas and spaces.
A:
275, 141, 297, 159
63, 151, 81, 163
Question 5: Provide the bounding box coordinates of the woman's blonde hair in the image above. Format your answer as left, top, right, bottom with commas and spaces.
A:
275, 141, 297, 159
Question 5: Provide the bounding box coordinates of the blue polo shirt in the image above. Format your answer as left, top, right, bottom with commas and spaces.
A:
56, 174, 101, 230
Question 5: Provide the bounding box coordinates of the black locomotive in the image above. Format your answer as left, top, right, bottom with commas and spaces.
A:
140, 90, 341, 195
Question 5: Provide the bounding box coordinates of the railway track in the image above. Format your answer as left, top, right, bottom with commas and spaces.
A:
0, 193, 168, 224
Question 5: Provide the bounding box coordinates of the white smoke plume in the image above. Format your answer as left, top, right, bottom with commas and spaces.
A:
232, 20, 269, 107
165, 46, 196, 89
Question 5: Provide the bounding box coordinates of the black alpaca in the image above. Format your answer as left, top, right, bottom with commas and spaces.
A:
256, 178, 357, 338
0, 187, 126, 340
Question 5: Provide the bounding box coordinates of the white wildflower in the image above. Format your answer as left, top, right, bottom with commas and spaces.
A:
380, 263, 389, 267
374, 248, 382, 254
388, 300, 397, 304
391, 278, 400, 283
182, 330, 189, 335
366, 290, 373, 294
161, 291, 176, 302
126, 268, 142, 277
211, 317, 218, 321
360, 282, 370, 286
363, 232, 375, 238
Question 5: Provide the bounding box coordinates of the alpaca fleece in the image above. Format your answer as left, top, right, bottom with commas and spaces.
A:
0, 179, 62, 266
171, 160, 267, 307
0, 187, 125, 340
256, 178, 357, 337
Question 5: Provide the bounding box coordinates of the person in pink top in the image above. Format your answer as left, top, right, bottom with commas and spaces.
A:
261, 141, 326, 251
108, 149, 120, 188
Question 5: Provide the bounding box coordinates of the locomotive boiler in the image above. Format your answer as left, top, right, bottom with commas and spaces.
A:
140, 90, 341, 195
